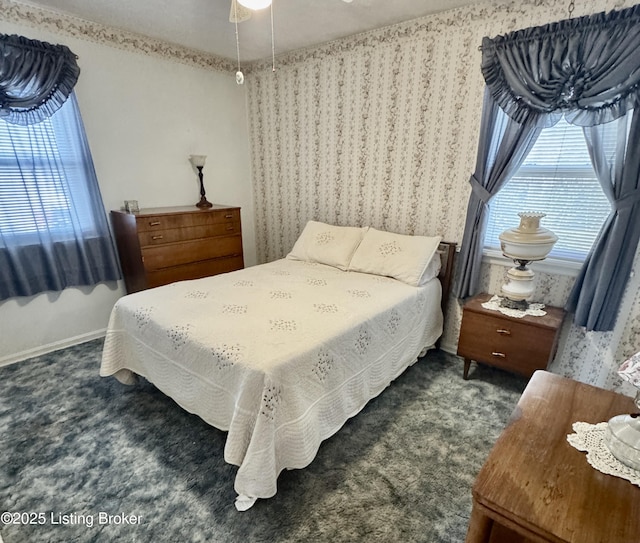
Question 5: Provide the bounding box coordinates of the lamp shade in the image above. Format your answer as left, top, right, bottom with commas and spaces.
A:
189, 155, 207, 168
238, 0, 272, 9
499, 212, 558, 261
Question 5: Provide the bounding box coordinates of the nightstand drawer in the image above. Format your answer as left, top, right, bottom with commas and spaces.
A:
458, 311, 557, 376
457, 293, 565, 379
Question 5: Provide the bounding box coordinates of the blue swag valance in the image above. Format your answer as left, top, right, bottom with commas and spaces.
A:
481, 4, 640, 127
0, 33, 80, 126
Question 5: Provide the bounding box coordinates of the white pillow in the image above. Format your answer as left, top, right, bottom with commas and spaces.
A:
286, 221, 368, 270
348, 228, 442, 286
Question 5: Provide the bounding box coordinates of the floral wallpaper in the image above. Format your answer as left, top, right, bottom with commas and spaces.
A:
245, 0, 640, 393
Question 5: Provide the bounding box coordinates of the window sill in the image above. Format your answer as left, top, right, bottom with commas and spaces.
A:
483, 249, 582, 277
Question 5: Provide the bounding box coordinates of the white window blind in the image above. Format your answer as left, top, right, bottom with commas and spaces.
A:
484, 118, 612, 262
0, 98, 97, 242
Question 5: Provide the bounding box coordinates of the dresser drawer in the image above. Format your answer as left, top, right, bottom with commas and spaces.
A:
137, 221, 241, 246
142, 235, 243, 271
458, 311, 556, 376
146, 255, 244, 288
136, 208, 240, 232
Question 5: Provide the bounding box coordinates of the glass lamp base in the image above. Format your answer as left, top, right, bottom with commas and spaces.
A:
604, 413, 640, 471
501, 262, 535, 308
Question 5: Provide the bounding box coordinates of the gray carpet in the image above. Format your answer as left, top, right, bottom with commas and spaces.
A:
0, 339, 526, 543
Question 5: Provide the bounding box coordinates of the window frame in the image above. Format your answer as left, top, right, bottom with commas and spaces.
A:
0, 95, 101, 245
482, 117, 613, 274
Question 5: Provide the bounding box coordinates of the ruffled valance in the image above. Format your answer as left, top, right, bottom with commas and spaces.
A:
0, 34, 80, 126
481, 5, 640, 127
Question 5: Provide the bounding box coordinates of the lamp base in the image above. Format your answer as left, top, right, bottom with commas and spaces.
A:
604, 413, 640, 471
500, 297, 529, 311
195, 197, 213, 208
500, 260, 534, 310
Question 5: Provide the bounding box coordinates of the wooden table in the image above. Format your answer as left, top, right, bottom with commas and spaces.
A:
466, 371, 639, 543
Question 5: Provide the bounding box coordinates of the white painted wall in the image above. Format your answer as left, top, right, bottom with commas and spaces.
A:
0, 19, 255, 365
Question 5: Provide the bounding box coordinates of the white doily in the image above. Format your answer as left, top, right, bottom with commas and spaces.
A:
481, 295, 547, 318
567, 421, 640, 487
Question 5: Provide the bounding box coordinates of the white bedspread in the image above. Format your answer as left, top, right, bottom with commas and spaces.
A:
100, 259, 443, 507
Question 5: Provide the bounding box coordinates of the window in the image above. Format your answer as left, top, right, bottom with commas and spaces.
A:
0, 95, 99, 245
484, 117, 613, 262
0, 91, 121, 300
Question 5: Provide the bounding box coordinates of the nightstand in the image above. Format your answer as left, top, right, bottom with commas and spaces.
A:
457, 293, 565, 379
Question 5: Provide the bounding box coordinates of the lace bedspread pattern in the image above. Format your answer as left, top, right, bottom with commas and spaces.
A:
100, 259, 444, 509
567, 422, 640, 487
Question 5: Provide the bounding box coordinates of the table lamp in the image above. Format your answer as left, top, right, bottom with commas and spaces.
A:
189, 155, 212, 208
498, 212, 558, 310
604, 352, 640, 471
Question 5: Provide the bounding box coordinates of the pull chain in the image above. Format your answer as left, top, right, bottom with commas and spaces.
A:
270, 1, 276, 73
568, 0, 575, 18
234, 0, 244, 85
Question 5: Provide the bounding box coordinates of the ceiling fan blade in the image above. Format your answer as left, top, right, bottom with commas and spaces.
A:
229, 0, 252, 23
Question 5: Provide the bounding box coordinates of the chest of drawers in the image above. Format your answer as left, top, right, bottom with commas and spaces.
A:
111, 205, 244, 293
457, 293, 565, 379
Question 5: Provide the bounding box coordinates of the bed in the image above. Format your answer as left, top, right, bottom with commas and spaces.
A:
100, 222, 456, 510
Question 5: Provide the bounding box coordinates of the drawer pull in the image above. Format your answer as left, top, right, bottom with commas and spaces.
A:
149, 221, 161, 226
226, 225, 235, 231
491, 352, 506, 358
496, 329, 511, 335
151, 235, 164, 240
224, 214, 234, 219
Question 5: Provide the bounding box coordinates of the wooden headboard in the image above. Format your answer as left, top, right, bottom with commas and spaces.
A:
437, 241, 457, 319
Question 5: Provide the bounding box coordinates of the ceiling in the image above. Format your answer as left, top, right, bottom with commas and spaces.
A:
21, 0, 486, 63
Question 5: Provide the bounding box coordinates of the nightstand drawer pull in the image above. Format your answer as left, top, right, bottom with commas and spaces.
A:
492, 352, 506, 358
226, 225, 235, 231
496, 329, 511, 335
225, 214, 234, 219
149, 221, 161, 226
151, 235, 164, 240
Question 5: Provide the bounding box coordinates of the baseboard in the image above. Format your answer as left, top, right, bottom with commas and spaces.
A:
0, 329, 107, 367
